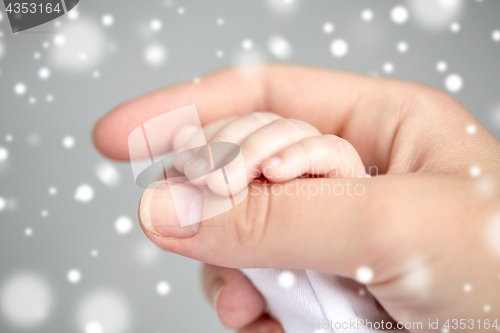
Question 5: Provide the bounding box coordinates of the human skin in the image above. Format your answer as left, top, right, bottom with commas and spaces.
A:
93, 64, 500, 332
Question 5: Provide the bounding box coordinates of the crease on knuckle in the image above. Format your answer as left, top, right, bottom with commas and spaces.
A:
233, 182, 272, 251
250, 111, 280, 127
210, 131, 231, 144
294, 139, 314, 161
270, 118, 307, 142
323, 134, 350, 158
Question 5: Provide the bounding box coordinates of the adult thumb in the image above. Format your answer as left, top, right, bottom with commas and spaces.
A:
139, 176, 378, 279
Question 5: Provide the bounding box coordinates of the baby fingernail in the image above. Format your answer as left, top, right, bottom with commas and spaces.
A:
177, 150, 193, 162
188, 156, 208, 171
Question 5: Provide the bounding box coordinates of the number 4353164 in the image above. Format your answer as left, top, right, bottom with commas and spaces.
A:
444, 319, 498, 330
5, 2, 61, 14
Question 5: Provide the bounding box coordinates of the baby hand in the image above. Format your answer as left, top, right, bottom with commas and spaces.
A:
173, 112, 366, 197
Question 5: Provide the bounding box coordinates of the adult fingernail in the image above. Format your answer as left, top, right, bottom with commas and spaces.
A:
139, 186, 156, 234
139, 182, 202, 238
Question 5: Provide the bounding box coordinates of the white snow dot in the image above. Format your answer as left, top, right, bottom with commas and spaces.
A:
278, 271, 295, 288
145, 44, 166, 66
361, 9, 374, 22
91, 249, 99, 257
34, 52, 41, 59
323, 22, 334, 34
134, 241, 160, 265
53, 34, 65, 46
156, 281, 171, 295
48, 187, 57, 196
79, 52, 88, 61
24, 228, 33, 237
492, 30, 500, 42
0, 197, 6, 211
115, 216, 133, 235
445, 74, 463, 93
397, 41, 409, 53
85, 321, 103, 333
193, 77, 200, 84
492, 107, 500, 128
450, 22, 460, 33
51, 20, 105, 71
68, 9, 79, 20
5, 134, 13, 142
267, 35, 292, 60
436, 61, 448, 72
217, 18, 224, 26
95, 162, 120, 186
242, 39, 253, 50
29, 97, 37, 105
470, 166, 481, 177
265, 0, 298, 15
28, 133, 41, 146
93, 71, 100, 78
330, 39, 349, 58
77, 291, 131, 333
409, 0, 463, 30
74, 184, 94, 203
62, 136, 75, 149
383, 62, 394, 73
466, 124, 477, 135
391, 6, 409, 24
101, 14, 114, 27
484, 304, 491, 312
216, 50, 224, 58
0, 272, 53, 328
46, 95, 54, 102
464, 284, 472, 292
356, 266, 374, 284
42, 41, 50, 49
177, 7, 185, 15
14, 83, 27, 95
41, 210, 49, 218
0, 147, 8, 161
38, 67, 51, 80
150, 19, 162, 31
67, 269, 81, 284
486, 212, 500, 258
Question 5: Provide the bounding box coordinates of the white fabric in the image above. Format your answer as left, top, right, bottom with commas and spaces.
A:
242, 268, 403, 333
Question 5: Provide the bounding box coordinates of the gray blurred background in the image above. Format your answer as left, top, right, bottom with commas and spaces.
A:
0, 0, 499, 332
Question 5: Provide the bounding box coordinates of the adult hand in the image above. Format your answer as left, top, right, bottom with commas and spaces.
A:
93, 64, 500, 332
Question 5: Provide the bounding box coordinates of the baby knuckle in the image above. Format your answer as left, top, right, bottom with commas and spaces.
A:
210, 132, 231, 144
270, 118, 306, 140
249, 112, 281, 127
322, 135, 349, 156
232, 181, 272, 250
